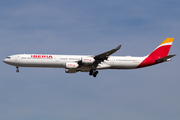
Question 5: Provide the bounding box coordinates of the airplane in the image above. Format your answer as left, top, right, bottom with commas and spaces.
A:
3, 38, 176, 77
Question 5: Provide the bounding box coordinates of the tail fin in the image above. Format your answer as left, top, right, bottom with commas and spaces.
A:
148, 38, 174, 58
137, 38, 174, 68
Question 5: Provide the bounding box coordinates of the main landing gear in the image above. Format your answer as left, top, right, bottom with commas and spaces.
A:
16, 67, 19, 73
89, 69, 99, 77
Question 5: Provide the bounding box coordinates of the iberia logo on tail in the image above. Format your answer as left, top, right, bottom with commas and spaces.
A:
137, 38, 175, 68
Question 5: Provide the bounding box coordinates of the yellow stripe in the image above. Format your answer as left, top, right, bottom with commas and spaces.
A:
160, 38, 174, 46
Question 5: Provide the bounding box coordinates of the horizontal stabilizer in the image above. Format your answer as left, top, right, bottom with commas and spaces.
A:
155, 54, 176, 63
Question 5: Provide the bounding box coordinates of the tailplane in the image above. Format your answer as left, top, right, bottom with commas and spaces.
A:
137, 38, 175, 68
155, 54, 176, 64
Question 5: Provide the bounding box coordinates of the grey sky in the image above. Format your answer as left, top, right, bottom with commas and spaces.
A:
0, 0, 180, 120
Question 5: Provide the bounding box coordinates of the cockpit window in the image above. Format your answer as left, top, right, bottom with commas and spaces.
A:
6, 57, 11, 59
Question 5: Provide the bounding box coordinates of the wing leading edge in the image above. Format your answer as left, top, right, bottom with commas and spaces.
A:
94, 45, 121, 62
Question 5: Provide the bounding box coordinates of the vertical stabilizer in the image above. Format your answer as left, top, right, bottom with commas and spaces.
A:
137, 38, 174, 68
148, 38, 174, 58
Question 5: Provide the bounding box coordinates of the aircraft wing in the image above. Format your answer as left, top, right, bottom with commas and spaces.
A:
91, 45, 121, 68
78, 45, 121, 69
94, 45, 121, 60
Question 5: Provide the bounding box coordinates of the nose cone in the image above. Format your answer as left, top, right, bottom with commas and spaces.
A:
3, 58, 8, 63
3, 58, 11, 64
3, 57, 15, 66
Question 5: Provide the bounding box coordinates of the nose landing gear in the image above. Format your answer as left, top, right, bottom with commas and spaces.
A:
89, 69, 99, 77
16, 67, 19, 73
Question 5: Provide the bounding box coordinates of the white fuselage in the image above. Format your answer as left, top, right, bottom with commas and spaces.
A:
3, 54, 145, 72
3, 38, 175, 77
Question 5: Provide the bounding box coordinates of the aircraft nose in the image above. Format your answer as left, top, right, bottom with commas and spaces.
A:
3, 59, 7, 63
3, 58, 10, 64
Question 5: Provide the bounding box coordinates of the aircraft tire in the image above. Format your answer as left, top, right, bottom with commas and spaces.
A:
93, 71, 98, 77
89, 69, 94, 76
16, 67, 19, 73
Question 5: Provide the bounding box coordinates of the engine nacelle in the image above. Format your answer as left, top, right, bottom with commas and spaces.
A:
81, 57, 95, 64
65, 62, 79, 69
65, 68, 77, 73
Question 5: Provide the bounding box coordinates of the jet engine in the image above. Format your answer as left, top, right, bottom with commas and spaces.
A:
81, 57, 95, 64
65, 62, 79, 69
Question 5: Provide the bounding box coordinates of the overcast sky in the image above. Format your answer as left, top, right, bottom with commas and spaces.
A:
0, 0, 180, 120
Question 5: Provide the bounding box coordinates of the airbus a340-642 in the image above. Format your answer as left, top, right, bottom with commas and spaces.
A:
3, 38, 175, 77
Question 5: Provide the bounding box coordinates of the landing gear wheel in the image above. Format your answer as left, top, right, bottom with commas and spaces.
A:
16, 67, 19, 73
89, 69, 99, 77
93, 71, 99, 77
89, 69, 94, 76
